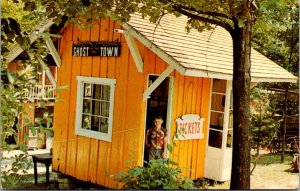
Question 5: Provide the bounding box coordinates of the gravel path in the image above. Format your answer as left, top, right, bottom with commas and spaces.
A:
209, 163, 299, 189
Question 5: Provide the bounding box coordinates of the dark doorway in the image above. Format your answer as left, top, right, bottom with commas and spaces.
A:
143, 75, 170, 165
5, 118, 18, 145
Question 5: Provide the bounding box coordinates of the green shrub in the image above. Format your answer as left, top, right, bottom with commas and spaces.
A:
114, 158, 195, 189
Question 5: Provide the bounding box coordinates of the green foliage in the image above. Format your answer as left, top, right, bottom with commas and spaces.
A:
1, 153, 33, 189
250, 87, 281, 149
114, 158, 195, 189
251, 153, 293, 165
114, 144, 196, 189
253, 0, 299, 76
193, 178, 211, 189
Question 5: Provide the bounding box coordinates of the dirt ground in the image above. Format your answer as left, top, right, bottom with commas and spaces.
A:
2, 149, 299, 189
208, 162, 299, 189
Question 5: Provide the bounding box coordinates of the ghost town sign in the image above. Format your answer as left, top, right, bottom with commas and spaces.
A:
73, 41, 121, 57
175, 114, 205, 140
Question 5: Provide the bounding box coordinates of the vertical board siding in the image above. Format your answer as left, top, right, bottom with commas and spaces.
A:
75, 26, 92, 181
169, 73, 211, 178
65, 26, 81, 177
53, 26, 72, 173
88, 23, 100, 183
53, 17, 211, 188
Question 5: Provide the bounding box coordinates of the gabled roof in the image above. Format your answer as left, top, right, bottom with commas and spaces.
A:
125, 13, 298, 83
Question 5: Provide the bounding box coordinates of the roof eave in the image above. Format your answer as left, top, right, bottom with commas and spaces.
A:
251, 77, 298, 83
185, 68, 298, 83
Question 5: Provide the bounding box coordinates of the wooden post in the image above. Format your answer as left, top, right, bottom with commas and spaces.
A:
281, 82, 289, 162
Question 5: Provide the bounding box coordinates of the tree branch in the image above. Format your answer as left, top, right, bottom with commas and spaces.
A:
175, 4, 232, 20
172, 5, 234, 33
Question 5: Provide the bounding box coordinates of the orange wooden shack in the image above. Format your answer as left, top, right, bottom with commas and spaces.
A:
7, 13, 297, 188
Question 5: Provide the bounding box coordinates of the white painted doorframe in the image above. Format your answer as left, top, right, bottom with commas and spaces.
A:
204, 79, 233, 181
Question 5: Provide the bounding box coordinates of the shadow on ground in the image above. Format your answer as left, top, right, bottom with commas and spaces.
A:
3, 172, 107, 190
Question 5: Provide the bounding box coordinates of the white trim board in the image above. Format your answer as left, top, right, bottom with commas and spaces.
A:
124, 33, 144, 72
75, 76, 116, 142
36, 54, 57, 88
122, 23, 186, 75
44, 34, 61, 67
143, 65, 174, 101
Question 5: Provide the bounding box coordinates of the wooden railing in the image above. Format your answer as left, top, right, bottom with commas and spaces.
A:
24, 85, 56, 100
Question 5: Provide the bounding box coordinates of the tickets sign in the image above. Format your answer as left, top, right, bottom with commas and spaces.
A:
175, 114, 205, 140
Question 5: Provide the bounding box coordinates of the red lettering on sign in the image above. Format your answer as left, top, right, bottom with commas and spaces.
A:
192, 123, 195, 134
196, 122, 200, 133
187, 123, 191, 134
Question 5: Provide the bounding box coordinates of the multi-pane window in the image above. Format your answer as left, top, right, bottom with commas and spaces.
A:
208, 79, 226, 148
208, 79, 233, 149
75, 76, 116, 142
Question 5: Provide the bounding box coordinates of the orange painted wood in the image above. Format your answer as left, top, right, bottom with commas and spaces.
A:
174, 73, 184, 168
122, 53, 143, 170
169, 71, 180, 164
196, 78, 211, 178
154, 55, 166, 74
96, 17, 111, 186
65, 26, 81, 177
53, 26, 73, 173
75, 26, 92, 181
184, 76, 193, 177
88, 23, 100, 183
191, 77, 203, 179
114, 42, 129, 178
182, 76, 193, 177
147, 49, 156, 74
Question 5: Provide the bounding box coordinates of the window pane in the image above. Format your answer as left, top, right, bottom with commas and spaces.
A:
91, 116, 100, 131
229, 110, 233, 129
82, 115, 91, 129
211, 94, 225, 112
93, 84, 102, 100
212, 79, 226, 93
84, 83, 92, 97
208, 130, 222, 148
82, 99, 92, 114
210, 112, 224, 130
100, 101, 110, 117
100, 117, 108, 133
101, 85, 110, 101
92, 100, 101, 116
230, 90, 233, 109
227, 129, 233, 148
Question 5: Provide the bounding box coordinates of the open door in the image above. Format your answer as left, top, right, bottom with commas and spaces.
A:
143, 75, 172, 165
204, 79, 233, 181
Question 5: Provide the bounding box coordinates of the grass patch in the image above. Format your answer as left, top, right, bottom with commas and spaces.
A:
3, 173, 59, 190
252, 153, 294, 165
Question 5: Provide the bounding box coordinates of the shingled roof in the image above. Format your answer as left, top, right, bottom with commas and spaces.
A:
125, 13, 298, 83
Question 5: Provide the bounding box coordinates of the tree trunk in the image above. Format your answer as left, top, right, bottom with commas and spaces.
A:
230, 13, 252, 190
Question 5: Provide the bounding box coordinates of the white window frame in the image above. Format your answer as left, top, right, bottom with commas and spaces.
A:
75, 76, 116, 142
